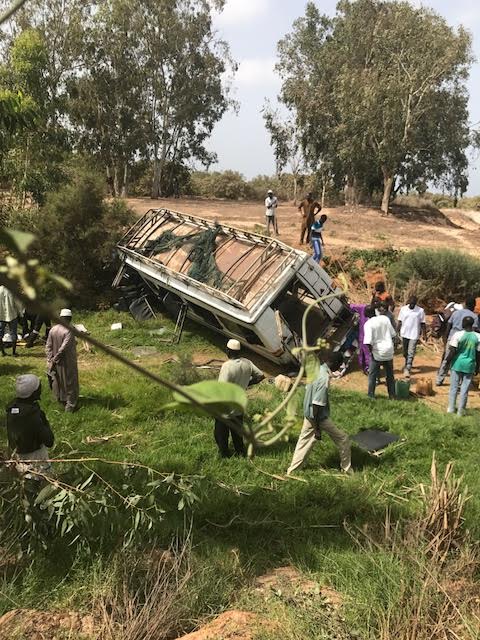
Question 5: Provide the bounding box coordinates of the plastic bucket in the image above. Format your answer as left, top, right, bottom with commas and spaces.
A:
395, 379, 411, 399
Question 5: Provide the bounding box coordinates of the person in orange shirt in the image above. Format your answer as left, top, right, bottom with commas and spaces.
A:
371, 281, 395, 313
474, 296, 480, 315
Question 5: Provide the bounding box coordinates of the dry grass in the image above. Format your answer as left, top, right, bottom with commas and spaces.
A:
97, 535, 193, 640
348, 454, 480, 640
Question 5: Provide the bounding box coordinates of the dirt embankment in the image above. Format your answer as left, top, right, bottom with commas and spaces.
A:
127, 197, 480, 257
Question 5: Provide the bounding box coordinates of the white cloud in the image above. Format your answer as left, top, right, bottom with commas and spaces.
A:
235, 57, 279, 87
215, 0, 270, 27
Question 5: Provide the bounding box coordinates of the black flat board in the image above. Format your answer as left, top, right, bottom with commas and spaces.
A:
350, 429, 400, 452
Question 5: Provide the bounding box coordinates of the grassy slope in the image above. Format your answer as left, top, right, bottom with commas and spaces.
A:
1, 310, 479, 636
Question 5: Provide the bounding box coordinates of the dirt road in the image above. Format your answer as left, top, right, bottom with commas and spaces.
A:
127, 197, 480, 257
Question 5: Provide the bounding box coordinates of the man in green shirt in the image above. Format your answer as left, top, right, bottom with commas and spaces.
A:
446, 316, 480, 416
287, 360, 352, 475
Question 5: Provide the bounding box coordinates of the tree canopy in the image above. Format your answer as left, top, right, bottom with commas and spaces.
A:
276, 0, 473, 212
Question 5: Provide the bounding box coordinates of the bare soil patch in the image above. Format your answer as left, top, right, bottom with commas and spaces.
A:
127, 197, 480, 256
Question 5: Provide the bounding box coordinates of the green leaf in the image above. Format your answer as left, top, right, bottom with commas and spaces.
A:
0, 228, 35, 253
161, 381, 247, 417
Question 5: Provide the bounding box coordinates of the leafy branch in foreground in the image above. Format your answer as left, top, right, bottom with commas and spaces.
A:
0, 458, 200, 555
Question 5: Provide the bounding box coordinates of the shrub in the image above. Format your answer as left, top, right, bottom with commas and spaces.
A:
390, 248, 480, 305
33, 169, 134, 308
190, 171, 253, 200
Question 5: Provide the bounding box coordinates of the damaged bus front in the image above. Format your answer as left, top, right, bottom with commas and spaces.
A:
114, 209, 356, 367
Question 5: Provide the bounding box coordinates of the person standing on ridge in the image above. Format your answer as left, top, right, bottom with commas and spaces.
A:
265, 189, 279, 236
310, 213, 327, 264
298, 193, 321, 244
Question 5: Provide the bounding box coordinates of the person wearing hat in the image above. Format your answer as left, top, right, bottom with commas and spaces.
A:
46, 309, 79, 412
6, 374, 54, 475
0, 285, 24, 357
215, 339, 265, 457
264, 189, 279, 236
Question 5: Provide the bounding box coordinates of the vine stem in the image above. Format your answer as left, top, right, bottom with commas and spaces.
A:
0, 0, 28, 25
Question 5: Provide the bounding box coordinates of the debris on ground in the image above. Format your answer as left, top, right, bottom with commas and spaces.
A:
274, 374, 293, 392
132, 346, 158, 358
111, 322, 123, 331
83, 433, 123, 445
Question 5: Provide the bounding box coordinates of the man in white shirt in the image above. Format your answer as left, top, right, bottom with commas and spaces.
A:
397, 295, 426, 379
264, 189, 279, 236
363, 302, 397, 399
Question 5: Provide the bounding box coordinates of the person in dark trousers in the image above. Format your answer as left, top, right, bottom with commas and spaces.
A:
215, 339, 265, 457
25, 315, 51, 348
397, 295, 427, 378
436, 294, 479, 386
298, 193, 321, 244
363, 302, 397, 399
445, 316, 480, 416
6, 374, 54, 475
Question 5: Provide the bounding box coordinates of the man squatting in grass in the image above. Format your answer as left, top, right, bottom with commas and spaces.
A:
215, 339, 265, 458
436, 294, 479, 386
6, 374, 55, 476
445, 316, 480, 417
297, 192, 321, 244
310, 213, 327, 264
363, 302, 397, 399
287, 355, 352, 475
397, 295, 427, 379
264, 189, 279, 236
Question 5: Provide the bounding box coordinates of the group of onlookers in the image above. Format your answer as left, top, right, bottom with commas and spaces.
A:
354, 285, 480, 417
1, 285, 79, 474
264, 190, 328, 264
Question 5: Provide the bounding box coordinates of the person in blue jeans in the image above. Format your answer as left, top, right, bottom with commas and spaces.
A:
310, 213, 327, 263
445, 316, 480, 416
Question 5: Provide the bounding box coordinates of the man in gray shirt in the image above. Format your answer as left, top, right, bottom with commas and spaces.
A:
436, 295, 479, 386
215, 339, 265, 457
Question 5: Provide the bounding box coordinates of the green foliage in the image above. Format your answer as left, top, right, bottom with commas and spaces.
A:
31, 169, 134, 307
163, 380, 247, 416
276, 0, 473, 211
0, 464, 200, 556
190, 170, 253, 200
390, 248, 480, 303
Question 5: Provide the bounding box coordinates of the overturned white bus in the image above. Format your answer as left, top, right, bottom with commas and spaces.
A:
114, 209, 356, 367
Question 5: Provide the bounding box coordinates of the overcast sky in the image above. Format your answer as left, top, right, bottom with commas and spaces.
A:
207, 0, 480, 195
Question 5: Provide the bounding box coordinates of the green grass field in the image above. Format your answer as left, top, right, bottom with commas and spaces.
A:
1, 311, 479, 638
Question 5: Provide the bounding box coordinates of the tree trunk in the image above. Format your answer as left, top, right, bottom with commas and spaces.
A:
345, 174, 355, 206
321, 179, 326, 209
151, 157, 161, 199
113, 165, 120, 198
121, 163, 128, 198
292, 174, 298, 205
381, 168, 394, 214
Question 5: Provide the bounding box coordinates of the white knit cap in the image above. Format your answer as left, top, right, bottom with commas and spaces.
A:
267, 189, 273, 194
16, 374, 40, 399
60, 308, 72, 317
227, 339, 241, 351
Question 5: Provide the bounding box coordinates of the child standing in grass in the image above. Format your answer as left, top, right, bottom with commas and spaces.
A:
445, 316, 480, 416
310, 213, 327, 263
